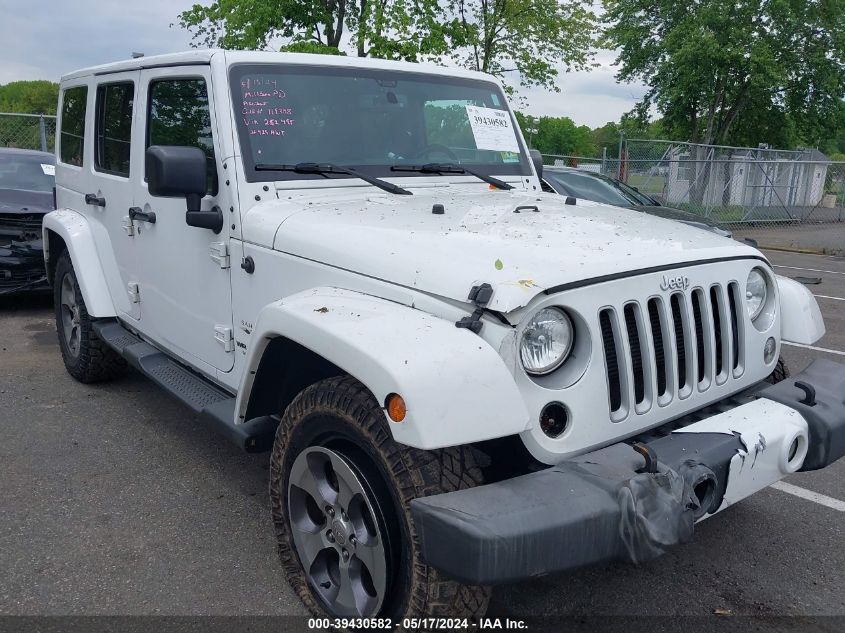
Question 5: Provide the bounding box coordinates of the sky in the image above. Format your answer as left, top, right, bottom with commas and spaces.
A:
0, 0, 648, 129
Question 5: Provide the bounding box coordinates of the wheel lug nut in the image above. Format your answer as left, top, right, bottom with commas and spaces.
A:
349, 535, 357, 546
342, 550, 349, 562
341, 511, 348, 521
327, 530, 335, 542
326, 506, 334, 517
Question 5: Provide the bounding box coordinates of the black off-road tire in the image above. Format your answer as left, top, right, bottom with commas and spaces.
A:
54, 251, 126, 383
269, 375, 490, 624
765, 355, 790, 385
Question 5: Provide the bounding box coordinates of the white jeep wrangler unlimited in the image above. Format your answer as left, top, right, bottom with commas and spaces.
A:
45, 50, 845, 622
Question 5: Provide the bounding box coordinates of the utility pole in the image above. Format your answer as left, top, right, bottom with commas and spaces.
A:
617, 130, 625, 181
525, 115, 538, 149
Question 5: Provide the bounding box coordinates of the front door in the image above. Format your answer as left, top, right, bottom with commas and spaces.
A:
131, 67, 234, 374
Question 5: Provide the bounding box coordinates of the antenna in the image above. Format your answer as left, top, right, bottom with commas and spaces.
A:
131, 52, 145, 59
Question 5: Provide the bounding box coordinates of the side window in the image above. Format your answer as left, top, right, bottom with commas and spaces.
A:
147, 78, 217, 195
95, 82, 134, 176
59, 86, 87, 166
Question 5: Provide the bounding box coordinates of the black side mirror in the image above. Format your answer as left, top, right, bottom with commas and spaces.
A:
529, 149, 543, 180
146, 146, 223, 233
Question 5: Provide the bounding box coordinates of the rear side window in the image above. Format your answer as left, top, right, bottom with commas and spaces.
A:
95, 82, 134, 177
147, 78, 217, 194
59, 86, 87, 166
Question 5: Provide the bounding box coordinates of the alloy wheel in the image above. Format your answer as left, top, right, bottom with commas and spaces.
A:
287, 446, 388, 617
60, 272, 81, 358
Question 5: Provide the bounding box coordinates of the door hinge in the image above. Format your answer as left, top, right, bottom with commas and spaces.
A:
210, 242, 230, 269
127, 282, 140, 303
214, 325, 234, 352
123, 216, 135, 236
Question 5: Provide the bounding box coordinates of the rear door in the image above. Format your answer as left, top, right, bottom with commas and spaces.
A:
131, 67, 234, 373
89, 73, 141, 320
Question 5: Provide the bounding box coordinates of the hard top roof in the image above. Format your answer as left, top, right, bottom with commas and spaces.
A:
60, 50, 499, 85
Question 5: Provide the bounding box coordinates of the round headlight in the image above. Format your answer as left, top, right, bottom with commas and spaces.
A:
745, 268, 768, 320
520, 307, 574, 375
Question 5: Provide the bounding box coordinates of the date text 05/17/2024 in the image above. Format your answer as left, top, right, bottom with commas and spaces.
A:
306, 617, 528, 630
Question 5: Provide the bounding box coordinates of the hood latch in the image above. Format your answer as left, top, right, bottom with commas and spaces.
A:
455, 283, 494, 334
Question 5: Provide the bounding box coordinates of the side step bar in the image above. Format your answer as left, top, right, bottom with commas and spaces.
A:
92, 320, 276, 452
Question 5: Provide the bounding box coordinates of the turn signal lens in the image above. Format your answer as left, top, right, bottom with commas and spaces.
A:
386, 393, 406, 423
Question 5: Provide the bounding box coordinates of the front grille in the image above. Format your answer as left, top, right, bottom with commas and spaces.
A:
0, 213, 43, 239
0, 213, 44, 235
599, 310, 622, 412
646, 299, 667, 397
0, 213, 47, 292
599, 284, 744, 420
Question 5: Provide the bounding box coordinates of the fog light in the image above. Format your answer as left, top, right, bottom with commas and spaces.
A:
764, 337, 777, 364
540, 402, 568, 438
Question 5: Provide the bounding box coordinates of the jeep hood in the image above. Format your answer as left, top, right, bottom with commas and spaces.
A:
245, 188, 761, 313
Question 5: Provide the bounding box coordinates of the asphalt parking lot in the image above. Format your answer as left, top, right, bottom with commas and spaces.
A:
1, 248, 843, 628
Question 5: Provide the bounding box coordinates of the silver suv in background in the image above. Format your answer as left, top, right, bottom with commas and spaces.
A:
542, 165, 732, 237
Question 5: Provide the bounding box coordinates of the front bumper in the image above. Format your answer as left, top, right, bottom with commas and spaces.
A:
0, 214, 48, 295
411, 359, 845, 585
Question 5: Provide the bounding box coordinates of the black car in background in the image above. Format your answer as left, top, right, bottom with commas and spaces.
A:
541, 166, 732, 238
0, 148, 55, 294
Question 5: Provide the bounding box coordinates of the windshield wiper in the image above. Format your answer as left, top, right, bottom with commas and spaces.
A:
390, 163, 514, 190
255, 162, 412, 195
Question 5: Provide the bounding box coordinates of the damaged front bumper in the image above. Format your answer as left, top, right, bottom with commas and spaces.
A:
410, 359, 845, 585
0, 213, 48, 294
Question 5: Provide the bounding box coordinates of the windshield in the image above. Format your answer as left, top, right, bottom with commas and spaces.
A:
545, 170, 644, 207
615, 179, 657, 205
0, 152, 55, 193
230, 64, 530, 182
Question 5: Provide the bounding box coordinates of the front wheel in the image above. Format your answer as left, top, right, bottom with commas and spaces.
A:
269, 376, 490, 622
765, 355, 790, 384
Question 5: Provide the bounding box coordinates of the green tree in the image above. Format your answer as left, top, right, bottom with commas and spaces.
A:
177, 0, 445, 59
444, 0, 598, 92
0, 81, 59, 150
177, 0, 598, 90
515, 112, 595, 155
0, 80, 59, 114
590, 117, 664, 158
602, 0, 845, 149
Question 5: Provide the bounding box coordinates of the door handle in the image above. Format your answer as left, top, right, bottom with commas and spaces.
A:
128, 207, 156, 224
85, 193, 106, 207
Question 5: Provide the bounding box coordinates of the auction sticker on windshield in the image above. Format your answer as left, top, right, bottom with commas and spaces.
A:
466, 105, 519, 153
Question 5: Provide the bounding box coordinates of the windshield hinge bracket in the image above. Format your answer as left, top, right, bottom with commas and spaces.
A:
455, 283, 494, 334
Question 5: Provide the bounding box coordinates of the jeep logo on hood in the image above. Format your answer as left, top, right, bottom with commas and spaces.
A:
660, 274, 691, 292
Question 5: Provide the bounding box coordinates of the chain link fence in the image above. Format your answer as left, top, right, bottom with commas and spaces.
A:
0, 112, 57, 152
541, 139, 845, 256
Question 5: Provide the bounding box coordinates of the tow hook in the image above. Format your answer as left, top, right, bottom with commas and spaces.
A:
632, 442, 659, 474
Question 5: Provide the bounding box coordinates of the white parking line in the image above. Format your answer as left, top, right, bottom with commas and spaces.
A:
770, 481, 845, 512
814, 294, 845, 302
773, 265, 845, 276
781, 341, 845, 357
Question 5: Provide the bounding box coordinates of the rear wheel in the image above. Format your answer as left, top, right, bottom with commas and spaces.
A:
54, 251, 126, 383
269, 375, 490, 622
